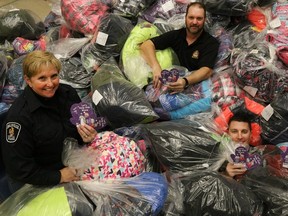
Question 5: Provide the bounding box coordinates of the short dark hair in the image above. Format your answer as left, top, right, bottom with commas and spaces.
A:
228, 112, 252, 130
186, 2, 207, 17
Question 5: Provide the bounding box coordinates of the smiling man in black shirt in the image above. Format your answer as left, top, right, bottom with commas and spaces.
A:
140, 2, 219, 93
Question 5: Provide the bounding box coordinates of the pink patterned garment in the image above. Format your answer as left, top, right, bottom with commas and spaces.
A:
61, 0, 109, 35
81, 131, 146, 180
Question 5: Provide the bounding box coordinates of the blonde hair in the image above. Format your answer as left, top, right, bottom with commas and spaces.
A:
23, 50, 61, 78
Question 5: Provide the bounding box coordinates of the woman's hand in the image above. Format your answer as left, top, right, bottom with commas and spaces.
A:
77, 123, 97, 143
59, 167, 79, 183
225, 162, 247, 178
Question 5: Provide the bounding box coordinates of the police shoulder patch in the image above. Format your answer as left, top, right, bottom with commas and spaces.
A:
6, 122, 21, 143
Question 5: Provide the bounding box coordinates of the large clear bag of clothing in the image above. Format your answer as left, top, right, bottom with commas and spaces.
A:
61, 0, 109, 35
59, 56, 92, 98
145, 66, 212, 120
91, 57, 158, 129
271, 1, 288, 37
231, 39, 288, 104
46, 36, 90, 60
1, 55, 26, 105
141, 119, 220, 173
120, 21, 176, 88
163, 171, 263, 216
62, 134, 146, 181
140, 0, 189, 24
60, 56, 92, 88
81, 13, 134, 72
77, 172, 168, 216
0, 9, 45, 43
108, 0, 156, 17
113, 125, 163, 173
211, 67, 245, 112
0, 183, 94, 216
202, 0, 254, 16
259, 92, 288, 145
209, 24, 234, 71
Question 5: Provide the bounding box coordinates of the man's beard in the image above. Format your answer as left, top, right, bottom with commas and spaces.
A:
186, 23, 204, 35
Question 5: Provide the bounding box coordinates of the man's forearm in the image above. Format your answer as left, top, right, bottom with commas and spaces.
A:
185, 66, 213, 85
140, 40, 162, 72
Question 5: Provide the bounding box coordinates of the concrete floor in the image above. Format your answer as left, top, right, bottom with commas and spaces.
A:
0, 0, 54, 20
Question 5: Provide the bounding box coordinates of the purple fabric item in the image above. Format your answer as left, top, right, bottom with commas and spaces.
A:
141, 0, 187, 23
209, 25, 233, 70
1, 56, 25, 104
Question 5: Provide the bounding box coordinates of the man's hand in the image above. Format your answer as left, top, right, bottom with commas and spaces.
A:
167, 78, 186, 94
225, 163, 247, 178
140, 40, 163, 89
152, 69, 162, 89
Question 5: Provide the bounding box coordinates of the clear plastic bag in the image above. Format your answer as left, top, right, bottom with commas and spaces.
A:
164, 171, 263, 216
91, 57, 159, 129
203, 0, 254, 16
1, 55, 26, 104
108, 0, 156, 17
232, 40, 288, 104
0, 8, 46, 43
62, 133, 146, 181
260, 92, 288, 145
240, 145, 288, 216
59, 56, 93, 89
82, 13, 134, 72
121, 21, 176, 88
77, 172, 168, 216
46, 37, 90, 59
140, 0, 188, 23
61, 0, 109, 35
0, 183, 94, 216
211, 67, 246, 112
141, 119, 221, 173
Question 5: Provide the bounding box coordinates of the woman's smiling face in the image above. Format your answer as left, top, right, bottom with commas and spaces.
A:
24, 64, 60, 98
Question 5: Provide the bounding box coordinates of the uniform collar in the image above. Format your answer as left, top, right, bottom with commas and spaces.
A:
24, 84, 67, 112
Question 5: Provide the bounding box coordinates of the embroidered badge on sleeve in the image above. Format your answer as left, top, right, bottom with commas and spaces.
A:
6, 122, 21, 143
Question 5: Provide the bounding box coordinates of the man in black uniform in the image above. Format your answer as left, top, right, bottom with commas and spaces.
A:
140, 2, 219, 93
1, 51, 82, 195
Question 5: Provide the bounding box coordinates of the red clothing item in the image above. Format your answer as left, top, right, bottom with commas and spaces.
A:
61, 0, 109, 34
